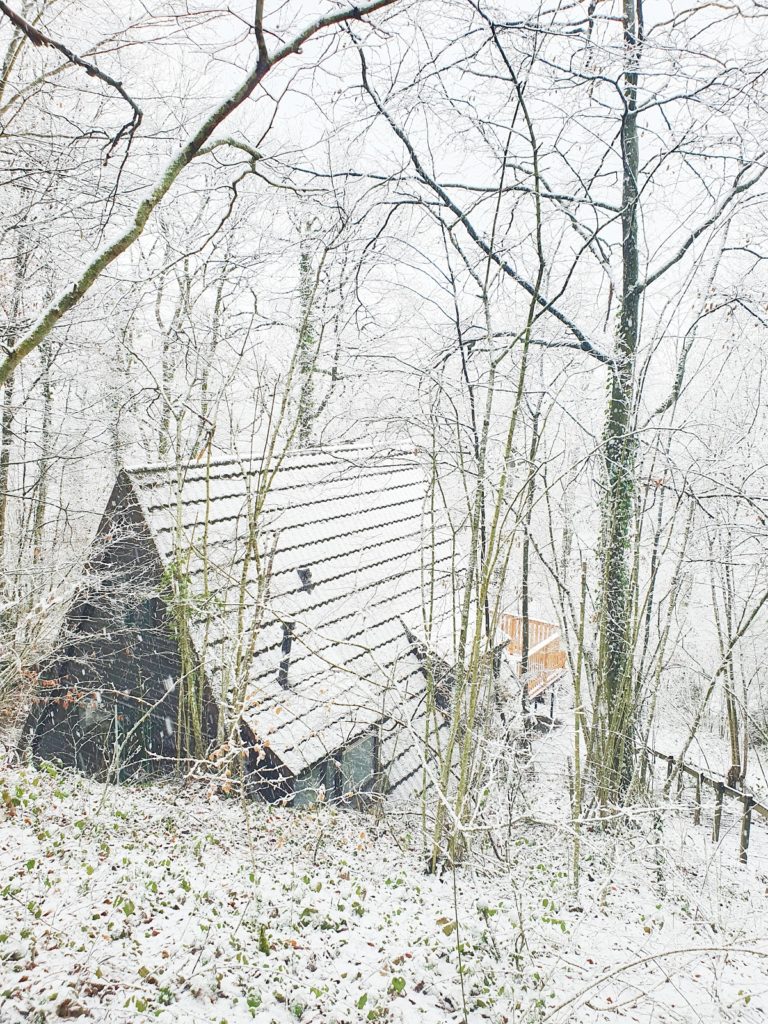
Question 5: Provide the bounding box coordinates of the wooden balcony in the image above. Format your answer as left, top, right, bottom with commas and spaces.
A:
500, 614, 567, 701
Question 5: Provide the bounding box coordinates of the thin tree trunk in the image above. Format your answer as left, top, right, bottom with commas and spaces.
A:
520, 406, 541, 679
297, 231, 316, 448
0, 370, 14, 562
0, 232, 29, 566
31, 335, 53, 564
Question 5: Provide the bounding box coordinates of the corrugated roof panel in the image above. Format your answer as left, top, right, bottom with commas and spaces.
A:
123, 446, 453, 777
252, 654, 428, 774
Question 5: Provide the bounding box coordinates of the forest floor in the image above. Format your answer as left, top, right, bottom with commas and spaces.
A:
1, 730, 768, 1024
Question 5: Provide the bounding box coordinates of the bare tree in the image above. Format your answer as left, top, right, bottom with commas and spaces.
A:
0, 0, 403, 387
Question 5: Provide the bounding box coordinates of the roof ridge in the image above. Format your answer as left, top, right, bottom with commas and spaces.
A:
125, 443, 410, 478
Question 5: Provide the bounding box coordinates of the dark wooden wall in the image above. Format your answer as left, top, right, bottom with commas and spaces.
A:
29, 475, 218, 780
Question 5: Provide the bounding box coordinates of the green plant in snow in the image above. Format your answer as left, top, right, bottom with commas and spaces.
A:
157, 987, 175, 1005
246, 990, 262, 1016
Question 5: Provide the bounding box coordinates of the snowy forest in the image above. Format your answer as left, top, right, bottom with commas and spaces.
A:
1, 0, 768, 1021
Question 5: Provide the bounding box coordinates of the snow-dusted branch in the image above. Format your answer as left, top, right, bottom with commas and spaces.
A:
0, 0, 401, 390
353, 38, 605, 366
638, 158, 767, 294
458, 331, 615, 368
0, 0, 142, 153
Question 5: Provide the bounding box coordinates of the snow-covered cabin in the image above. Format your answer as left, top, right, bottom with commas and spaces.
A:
26, 446, 457, 803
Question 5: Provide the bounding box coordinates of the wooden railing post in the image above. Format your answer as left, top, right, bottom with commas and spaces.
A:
643, 745, 767, 862
740, 795, 754, 865
694, 772, 702, 826
713, 781, 724, 843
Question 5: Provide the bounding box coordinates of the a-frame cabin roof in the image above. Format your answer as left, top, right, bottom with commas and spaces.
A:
114, 445, 455, 778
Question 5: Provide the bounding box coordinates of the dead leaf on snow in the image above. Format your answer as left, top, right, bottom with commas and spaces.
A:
56, 997, 89, 1018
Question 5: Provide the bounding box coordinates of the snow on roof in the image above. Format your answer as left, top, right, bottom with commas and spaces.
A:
122, 445, 454, 776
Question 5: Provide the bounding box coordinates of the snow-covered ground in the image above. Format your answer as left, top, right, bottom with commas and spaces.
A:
2, 741, 768, 1024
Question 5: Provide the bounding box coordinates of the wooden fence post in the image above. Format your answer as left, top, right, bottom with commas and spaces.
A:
713, 781, 724, 842
694, 773, 702, 826
644, 745, 767, 863
647, 749, 659, 794
739, 795, 754, 865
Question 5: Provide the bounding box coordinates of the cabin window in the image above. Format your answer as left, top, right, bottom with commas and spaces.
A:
294, 757, 337, 807
293, 733, 377, 807
78, 602, 99, 624
340, 734, 376, 796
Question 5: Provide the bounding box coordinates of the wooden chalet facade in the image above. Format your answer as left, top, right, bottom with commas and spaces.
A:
25, 447, 457, 804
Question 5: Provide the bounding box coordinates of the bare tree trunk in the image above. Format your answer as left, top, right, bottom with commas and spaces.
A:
0, 232, 29, 566
31, 335, 53, 564
520, 405, 541, 679
0, 372, 14, 566
710, 530, 744, 788
157, 257, 190, 460
722, 550, 742, 786
297, 227, 317, 448
595, 0, 642, 803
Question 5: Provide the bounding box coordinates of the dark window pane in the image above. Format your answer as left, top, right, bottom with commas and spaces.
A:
294, 757, 335, 806
340, 734, 375, 796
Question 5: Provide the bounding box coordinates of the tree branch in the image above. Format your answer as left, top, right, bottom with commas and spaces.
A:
0, 0, 142, 155
459, 330, 615, 367
638, 159, 767, 293
353, 35, 605, 366
0, 0, 401, 389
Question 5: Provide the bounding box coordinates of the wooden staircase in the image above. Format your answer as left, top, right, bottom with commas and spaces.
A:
500, 614, 567, 701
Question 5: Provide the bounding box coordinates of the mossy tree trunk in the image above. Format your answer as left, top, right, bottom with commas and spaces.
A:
297, 230, 317, 448
30, 335, 53, 564
594, 0, 642, 805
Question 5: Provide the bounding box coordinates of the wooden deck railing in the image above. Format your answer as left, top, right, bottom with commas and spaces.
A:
500, 614, 567, 700
646, 747, 768, 864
